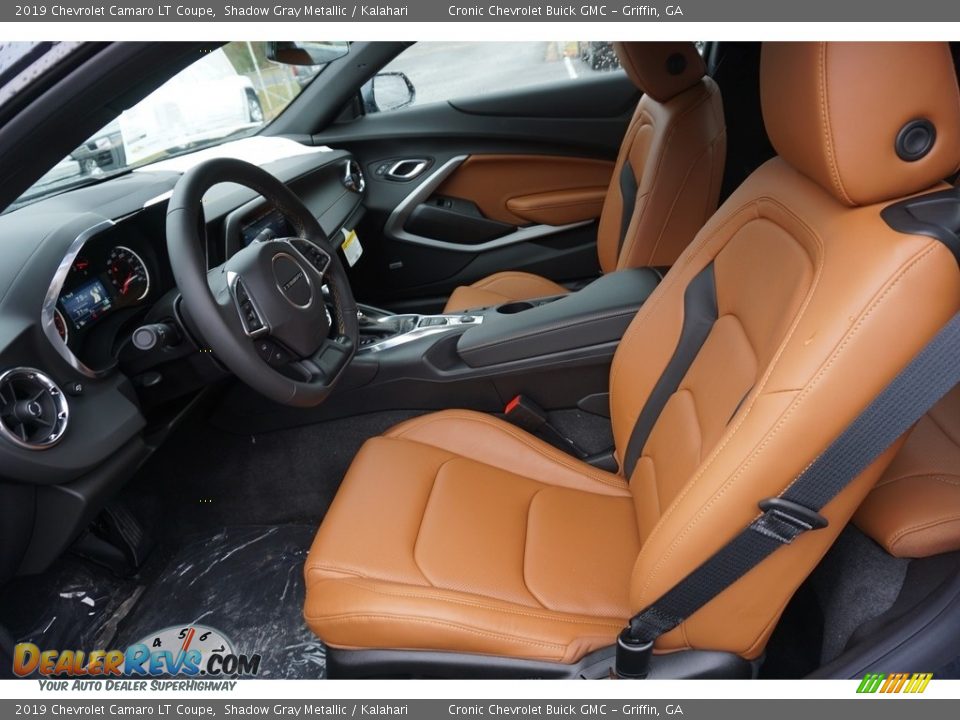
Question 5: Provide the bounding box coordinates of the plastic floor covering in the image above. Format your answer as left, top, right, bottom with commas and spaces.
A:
1, 525, 325, 679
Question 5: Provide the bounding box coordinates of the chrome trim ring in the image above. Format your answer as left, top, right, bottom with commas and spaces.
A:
41, 220, 117, 379
343, 159, 366, 193
271, 252, 314, 310
0, 367, 69, 450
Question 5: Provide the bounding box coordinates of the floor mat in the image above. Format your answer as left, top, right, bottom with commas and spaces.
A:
1, 526, 325, 680
125, 410, 423, 537
0, 557, 142, 677
114, 525, 325, 679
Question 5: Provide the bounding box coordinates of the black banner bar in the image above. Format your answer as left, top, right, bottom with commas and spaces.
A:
4, 0, 960, 22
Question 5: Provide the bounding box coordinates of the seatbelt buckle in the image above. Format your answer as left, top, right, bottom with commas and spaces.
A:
503, 394, 589, 458
503, 394, 547, 433
754, 497, 828, 545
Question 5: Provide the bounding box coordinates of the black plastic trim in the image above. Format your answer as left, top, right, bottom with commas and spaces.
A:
326, 644, 758, 680
406, 200, 515, 245
618, 158, 638, 257
881, 186, 960, 265
448, 72, 639, 119
457, 269, 660, 368
895, 118, 937, 162
623, 262, 718, 476
17, 436, 150, 575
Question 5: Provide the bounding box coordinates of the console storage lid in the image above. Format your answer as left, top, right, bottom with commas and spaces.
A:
456, 268, 660, 368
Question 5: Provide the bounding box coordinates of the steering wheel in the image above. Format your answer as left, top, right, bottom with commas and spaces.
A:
166, 158, 358, 407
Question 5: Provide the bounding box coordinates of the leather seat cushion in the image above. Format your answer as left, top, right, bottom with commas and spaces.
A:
443, 271, 569, 313
303, 410, 639, 662
855, 386, 960, 558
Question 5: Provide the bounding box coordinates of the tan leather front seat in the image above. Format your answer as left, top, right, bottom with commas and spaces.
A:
305, 43, 960, 669
443, 42, 726, 313
856, 385, 960, 558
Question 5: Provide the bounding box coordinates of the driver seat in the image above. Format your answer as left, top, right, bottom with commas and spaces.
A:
304, 43, 960, 675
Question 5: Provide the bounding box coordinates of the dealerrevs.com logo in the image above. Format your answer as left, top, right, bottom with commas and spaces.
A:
13, 624, 261, 679
856, 673, 934, 694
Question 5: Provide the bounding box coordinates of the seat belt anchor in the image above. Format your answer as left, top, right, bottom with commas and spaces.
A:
614, 629, 654, 679
755, 497, 828, 544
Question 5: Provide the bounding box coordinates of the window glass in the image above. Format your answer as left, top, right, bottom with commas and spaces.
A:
12, 41, 338, 210
372, 42, 624, 112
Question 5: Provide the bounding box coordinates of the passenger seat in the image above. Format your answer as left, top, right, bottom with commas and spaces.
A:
856, 385, 960, 558
443, 41, 726, 313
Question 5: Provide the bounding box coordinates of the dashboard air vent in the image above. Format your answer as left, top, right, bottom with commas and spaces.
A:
0, 368, 69, 450
343, 159, 366, 193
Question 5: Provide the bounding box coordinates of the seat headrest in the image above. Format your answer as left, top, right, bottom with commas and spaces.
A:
761, 42, 960, 207
614, 42, 706, 103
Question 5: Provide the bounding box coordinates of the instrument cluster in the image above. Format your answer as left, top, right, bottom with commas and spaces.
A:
55, 241, 152, 348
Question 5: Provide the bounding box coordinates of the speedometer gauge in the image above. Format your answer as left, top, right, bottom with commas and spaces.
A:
106, 246, 150, 302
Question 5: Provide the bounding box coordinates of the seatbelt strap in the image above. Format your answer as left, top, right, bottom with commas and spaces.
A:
616, 310, 960, 678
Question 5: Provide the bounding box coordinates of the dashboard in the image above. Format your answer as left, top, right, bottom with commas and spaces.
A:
0, 140, 364, 581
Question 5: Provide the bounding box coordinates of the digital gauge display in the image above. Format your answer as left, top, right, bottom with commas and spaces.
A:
60, 279, 113, 329
241, 208, 293, 246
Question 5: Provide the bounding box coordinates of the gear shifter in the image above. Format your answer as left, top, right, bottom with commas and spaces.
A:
358, 310, 416, 341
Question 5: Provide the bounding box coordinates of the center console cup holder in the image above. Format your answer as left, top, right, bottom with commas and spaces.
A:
496, 301, 535, 314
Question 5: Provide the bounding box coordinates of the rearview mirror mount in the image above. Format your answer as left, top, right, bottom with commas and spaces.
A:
266, 41, 350, 67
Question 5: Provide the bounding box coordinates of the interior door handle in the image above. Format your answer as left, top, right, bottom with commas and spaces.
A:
386, 159, 429, 181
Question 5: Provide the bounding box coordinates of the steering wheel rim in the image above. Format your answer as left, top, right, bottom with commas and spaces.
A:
166, 157, 358, 407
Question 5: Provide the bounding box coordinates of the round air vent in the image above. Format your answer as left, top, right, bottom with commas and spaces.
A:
343, 159, 365, 193
0, 368, 69, 450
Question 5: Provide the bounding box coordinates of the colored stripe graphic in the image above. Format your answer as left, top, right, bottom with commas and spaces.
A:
857, 672, 932, 694
856, 673, 885, 693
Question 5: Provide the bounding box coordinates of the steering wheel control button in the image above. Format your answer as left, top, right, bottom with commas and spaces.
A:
272, 252, 313, 308
291, 239, 331, 276
256, 339, 290, 367
228, 274, 268, 338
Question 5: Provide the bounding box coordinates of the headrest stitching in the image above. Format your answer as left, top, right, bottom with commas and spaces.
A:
817, 42, 853, 205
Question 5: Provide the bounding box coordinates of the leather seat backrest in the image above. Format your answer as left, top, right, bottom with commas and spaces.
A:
609, 42, 960, 657
855, 384, 960, 558
596, 42, 726, 272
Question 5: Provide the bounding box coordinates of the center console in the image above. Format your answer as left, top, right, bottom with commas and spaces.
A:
357, 305, 484, 352
357, 268, 660, 365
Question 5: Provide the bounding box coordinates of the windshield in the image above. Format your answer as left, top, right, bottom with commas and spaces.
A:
11, 41, 333, 210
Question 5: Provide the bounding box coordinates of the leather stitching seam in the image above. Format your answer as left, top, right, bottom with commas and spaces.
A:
389, 412, 628, 491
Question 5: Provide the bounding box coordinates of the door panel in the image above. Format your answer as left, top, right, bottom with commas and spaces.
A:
312, 71, 638, 312
433, 154, 613, 226
507, 187, 608, 226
